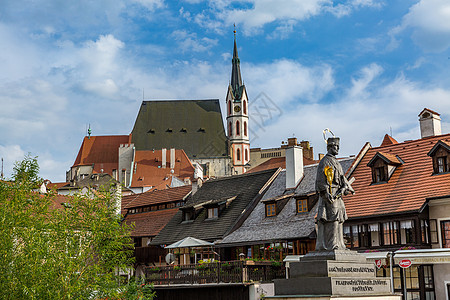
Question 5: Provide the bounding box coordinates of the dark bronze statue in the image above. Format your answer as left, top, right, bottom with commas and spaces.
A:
315, 137, 354, 251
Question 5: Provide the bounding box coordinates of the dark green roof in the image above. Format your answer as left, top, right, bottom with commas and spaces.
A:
150, 168, 278, 246
131, 100, 228, 158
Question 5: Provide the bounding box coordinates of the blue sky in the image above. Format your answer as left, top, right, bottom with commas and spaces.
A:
1, 0, 450, 182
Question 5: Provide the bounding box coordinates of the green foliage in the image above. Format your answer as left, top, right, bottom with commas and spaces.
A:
12, 153, 42, 186
0, 156, 152, 300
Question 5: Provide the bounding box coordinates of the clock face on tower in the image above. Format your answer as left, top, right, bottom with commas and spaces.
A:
234, 105, 241, 113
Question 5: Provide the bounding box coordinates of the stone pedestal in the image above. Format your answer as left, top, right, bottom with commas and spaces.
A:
271, 250, 399, 299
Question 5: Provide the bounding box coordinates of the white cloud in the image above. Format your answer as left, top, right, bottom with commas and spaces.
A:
0, 145, 26, 179
348, 63, 383, 98
393, 0, 450, 52
170, 30, 218, 52
132, 0, 165, 11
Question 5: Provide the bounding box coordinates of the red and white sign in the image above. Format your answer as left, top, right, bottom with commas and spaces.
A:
399, 259, 412, 268
375, 259, 382, 269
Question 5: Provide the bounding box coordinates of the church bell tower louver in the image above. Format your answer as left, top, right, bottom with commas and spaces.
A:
226, 30, 250, 175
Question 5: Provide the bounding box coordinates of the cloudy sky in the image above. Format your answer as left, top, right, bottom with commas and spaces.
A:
1, 0, 450, 181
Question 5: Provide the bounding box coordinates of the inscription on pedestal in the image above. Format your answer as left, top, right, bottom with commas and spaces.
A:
328, 263, 375, 277
333, 278, 390, 295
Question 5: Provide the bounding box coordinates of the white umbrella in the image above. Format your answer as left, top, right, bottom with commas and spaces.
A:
165, 236, 214, 249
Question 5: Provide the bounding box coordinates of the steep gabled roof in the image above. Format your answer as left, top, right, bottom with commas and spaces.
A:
123, 185, 191, 209
72, 135, 131, 174
247, 156, 317, 174
380, 134, 398, 147
131, 100, 228, 158
367, 151, 402, 167
344, 133, 450, 219
125, 209, 180, 238
130, 149, 195, 188
150, 169, 278, 245
427, 140, 450, 156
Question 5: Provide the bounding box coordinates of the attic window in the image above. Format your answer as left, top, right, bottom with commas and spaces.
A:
180, 128, 187, 133
207, 207, 218, 219
427, 140, 450, 174
147, 129, 155, 134
367, 152, 402, 184
198, 128, 206, 132
166, 128, 173, 132
183, 209, 195, 222
266, 203, 276, 217
296, 199, 308, 213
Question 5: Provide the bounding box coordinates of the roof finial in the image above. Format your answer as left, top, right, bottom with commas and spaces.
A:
88, 124, 92, 139
233, 23, 236, 38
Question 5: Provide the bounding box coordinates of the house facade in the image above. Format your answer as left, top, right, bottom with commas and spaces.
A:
343, 108, 450, 300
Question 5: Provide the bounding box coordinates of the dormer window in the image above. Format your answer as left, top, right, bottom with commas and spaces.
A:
182, 208, 195, 222
266, 203, 276, 217
296, 199, 308, 213
427, 140, 450, 174
207, 207, 218, 219
367, 152, 402, 184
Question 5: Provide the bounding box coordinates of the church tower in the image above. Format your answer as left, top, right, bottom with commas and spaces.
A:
226, 31, 250, 175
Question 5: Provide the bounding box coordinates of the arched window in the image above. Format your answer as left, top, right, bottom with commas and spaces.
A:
245, 149, 248, 161
229, 122, 232, 137
236, 120, 240, 136
243, 100, 247, 114
244, 121, 247, 136
228, 100, 231, 115
236, 148, 241, 161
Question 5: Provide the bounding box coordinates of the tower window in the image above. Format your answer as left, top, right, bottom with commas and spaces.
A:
228, 100, 231, 115
245, 149, 248, 161
244, 121, 247, 136
228, 122, 232, 137
236, 120, 240, 136
236, 148, 241, 161
243, 100, 247, 114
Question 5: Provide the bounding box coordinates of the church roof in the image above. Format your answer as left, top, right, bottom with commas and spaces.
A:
230, 37, 243, 99
131, 100, 228, 158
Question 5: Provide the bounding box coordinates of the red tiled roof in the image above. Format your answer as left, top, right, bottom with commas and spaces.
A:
130, 149, 194, 188
418, 108, 440, 116
123, 185, 191, 209
46, 182, 70, 190
248, 156, 317, 173
72, 135, 131, 175
380, 134, 398, 147
125, 208, 179, 237
344, 133, 450, 219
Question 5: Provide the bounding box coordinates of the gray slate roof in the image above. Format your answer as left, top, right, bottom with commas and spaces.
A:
218, 157, 354, 245
131, 100, 228, 158
150, 168, 278, 246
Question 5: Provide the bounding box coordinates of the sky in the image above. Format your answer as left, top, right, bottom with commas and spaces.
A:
1, 0, 450, 182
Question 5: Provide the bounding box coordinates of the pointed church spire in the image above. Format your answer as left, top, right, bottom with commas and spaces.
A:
231, 26, 243, 99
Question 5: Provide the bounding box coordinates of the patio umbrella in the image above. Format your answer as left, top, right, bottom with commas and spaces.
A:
165, 236, 214, 249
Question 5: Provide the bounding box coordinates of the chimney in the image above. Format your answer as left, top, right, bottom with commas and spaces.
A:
162, 148, 167, 168
285, 146, 304, 189
318, 153, 325, 161
192, 178, 203, 195
287, 137, 298, 146
419, 108, 441, 138
170, 148, 175, 169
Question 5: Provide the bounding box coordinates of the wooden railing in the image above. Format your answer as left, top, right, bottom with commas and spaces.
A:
144, 260, 285, 285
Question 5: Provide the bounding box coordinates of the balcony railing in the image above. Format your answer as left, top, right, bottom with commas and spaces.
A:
144, 260, 285, 285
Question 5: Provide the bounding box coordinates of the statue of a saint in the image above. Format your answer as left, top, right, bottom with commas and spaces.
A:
315, 137, 354, 251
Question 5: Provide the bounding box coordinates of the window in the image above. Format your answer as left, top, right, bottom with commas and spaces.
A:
441, 220, 450, 248
430, 219, 438, 244
382, 221, 399, 245
207, 207, 218, 219
228, 122, 232, 137
421, 219, 430, 244
183, 209, 194, 221
296, 199, 307, 213
228, 100, 231, 115
266, 203, 276, 217
374, 166, 387, 182
236, 148, 241, 161
244, 121, 247, 136
437, 156, 447, 173
244, 149, 248, 161
243, 100, 247, 114
400, 220, 416, 244
236, 121, 240, 135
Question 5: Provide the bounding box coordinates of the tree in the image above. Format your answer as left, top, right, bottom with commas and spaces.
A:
0, 155, 154, 299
